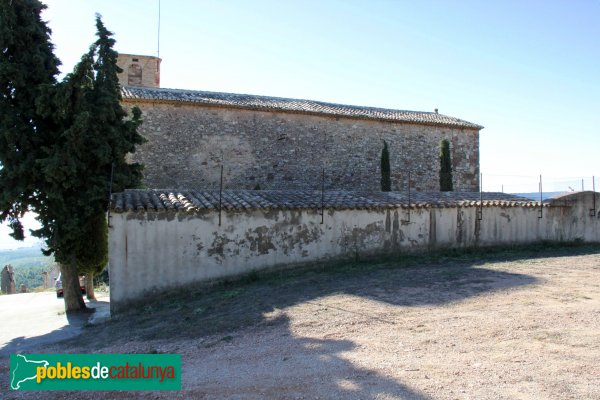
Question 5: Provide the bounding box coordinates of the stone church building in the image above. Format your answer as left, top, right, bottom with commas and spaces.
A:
116, 54, 482, 192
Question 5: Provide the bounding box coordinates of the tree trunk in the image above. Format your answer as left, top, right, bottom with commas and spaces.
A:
61, 259, 86, 312
85, 272, 96, 300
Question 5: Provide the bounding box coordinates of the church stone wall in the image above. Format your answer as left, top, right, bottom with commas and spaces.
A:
125, 101, 480, 192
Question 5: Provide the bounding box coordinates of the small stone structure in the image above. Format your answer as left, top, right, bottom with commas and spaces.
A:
108, 190, 600, 312
42, 271, 50, 289
1, 265, 16, 294
116, 53, 161, 88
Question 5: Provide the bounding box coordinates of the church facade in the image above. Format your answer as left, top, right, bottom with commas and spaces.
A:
117, 54, 482, 192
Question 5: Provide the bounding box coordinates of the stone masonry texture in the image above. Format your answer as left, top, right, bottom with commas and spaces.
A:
123, 100, 480, 192
116, 54, 161, 89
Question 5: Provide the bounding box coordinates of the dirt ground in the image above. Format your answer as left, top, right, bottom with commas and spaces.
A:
2, 245, 600, 399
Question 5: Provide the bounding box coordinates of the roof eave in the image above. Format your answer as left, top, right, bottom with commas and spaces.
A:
121, 96, 484, 131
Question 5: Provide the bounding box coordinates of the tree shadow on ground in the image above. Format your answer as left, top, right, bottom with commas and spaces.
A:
68, 245, 567, 348
1, 314, 432, 400
0, 299, 108, 357
1, 245, 599, 399
6, 244, 600, 352
185, 322, 428, 399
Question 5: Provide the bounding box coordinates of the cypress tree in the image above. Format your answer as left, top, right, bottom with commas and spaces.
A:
380, 140, 391, 191
33, 16, 145, 311
0, 0, 60, 240
439, 138, 453, 191
0, 5, 142, 311
91, 16, 145, 194
78, 213, 108, 300
36, 49, 97, 311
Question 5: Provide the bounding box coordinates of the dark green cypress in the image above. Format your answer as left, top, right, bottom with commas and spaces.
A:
35, 16, 145, 311
77, 212, 108, 300
35, 49, 98, 311
91, 16, 145, 195
380, 140, 391, 192
0, 6, 143, 311
0, 0, 60, 240
439, 139, 453, 191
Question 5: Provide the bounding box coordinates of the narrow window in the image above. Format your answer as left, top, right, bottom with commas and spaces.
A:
128, 63, 142, 85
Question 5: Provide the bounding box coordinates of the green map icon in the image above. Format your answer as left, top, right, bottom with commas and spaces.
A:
9, 353, 181, 390
10, 354, 49, 390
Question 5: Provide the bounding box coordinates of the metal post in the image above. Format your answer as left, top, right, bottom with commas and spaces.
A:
157, 0, 161, 59
320, 168, 325, 224
591, 176, 596, 217
538, 174, 543, 219
407, 171, 411, 222
218, 165, 223, 226
477, 173, 483, 221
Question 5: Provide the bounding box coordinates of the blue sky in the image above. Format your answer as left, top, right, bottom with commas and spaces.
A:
1, 0, 598, 249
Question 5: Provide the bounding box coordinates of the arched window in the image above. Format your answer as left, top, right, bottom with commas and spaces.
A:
128, 63, 142, 85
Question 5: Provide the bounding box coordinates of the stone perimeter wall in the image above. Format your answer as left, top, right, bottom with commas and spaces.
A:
109, 192, 600, 312
125, 101, 480, 192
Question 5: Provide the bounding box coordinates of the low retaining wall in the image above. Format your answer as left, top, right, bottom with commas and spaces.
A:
108, 190, 600, 312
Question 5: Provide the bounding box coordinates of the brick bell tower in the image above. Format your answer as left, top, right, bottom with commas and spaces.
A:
116, 54, 161, 88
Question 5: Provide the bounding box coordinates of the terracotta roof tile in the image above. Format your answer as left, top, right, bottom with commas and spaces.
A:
111, 190, 546, 213
121, 86, 483, 130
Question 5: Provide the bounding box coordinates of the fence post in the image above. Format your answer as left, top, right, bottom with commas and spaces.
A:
538, 174, 543, 219
476, 173, 483, 221
402, 171, 411, 223
320, 168, 325, 225
590, 176, 596, 217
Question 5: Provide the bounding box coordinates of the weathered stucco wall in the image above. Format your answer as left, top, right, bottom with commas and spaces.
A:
125, 101, 479, 192
109, 192, 600, 312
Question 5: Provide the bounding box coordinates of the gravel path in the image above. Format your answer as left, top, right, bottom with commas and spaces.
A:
3, 250, 600, 399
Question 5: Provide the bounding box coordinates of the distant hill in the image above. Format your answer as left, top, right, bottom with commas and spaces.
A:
0, 245, 53, 269
0, 245, 56, 290
511, 191, 570, 201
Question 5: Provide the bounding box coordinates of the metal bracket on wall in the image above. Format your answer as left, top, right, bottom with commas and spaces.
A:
538, 174, 543, 219
590, 176, 596, 217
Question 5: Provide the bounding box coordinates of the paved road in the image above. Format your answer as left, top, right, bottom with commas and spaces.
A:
0, 292, 109, 356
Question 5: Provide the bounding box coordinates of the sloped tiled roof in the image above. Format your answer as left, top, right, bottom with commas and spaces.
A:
121, 86, 483, 130
111, 190, 546, 213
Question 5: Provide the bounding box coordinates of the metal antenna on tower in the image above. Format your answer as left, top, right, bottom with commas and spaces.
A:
157, 0, 161, 59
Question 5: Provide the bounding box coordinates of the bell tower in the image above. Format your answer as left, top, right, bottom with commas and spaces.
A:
116, 54, 161, 88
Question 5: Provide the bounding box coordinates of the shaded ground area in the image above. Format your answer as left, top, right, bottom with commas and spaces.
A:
0, 292, 108, 357
2, 244, 600, 399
